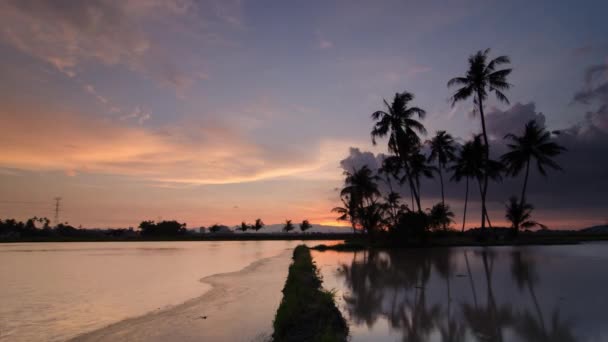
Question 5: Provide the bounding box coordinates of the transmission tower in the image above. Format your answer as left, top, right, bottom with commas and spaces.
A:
54, 197, 62, 226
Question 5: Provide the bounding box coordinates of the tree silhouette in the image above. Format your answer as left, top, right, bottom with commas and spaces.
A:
501, 119, 566, 206
427, 131, 457, 206
283, 219, 295, 233
253, 218, 265, 232
371, 91, 427, 211
505, 197, 546, 236
428, 203, 455, 231
448, 49, 512, 232
237, 221, 250, 232
450, 139, 479, 231
299, 219, 312, 232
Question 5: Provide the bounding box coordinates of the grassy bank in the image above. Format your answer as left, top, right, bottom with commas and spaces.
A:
272, 245, 348, 342
311, 232, 608, 251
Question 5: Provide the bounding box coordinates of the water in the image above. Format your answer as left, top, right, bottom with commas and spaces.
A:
313, 243, 608, 342
0, 240, 327, 342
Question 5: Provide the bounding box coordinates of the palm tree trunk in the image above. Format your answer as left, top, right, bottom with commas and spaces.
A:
520, 157, 531, 206
477, 179, 494, 229
477, 94, 490, 233
439, 161, 445, 206
462, 177, 469, 232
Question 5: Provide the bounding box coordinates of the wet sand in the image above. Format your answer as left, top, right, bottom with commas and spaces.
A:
70, 249, 292, 342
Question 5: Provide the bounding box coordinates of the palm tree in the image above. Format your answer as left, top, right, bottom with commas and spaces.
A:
340, 166, 381, 208
408, 148, 435, 210
450, 140, 478, 231
282, 219, 295, 233
237, 221, 249, 232
332, 194, 359, 234
371, 92, 427, 211
253, 218, 264, 232
448, 49, 512, 231
501, 120, 566, 206
427, 131, 457, 206
428, 203, 455, 231
299, 219, 312, 232
505, 197, 546, 235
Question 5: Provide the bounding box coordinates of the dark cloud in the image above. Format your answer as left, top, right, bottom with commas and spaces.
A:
485, 102, 546, 139
573, 64, 608, 132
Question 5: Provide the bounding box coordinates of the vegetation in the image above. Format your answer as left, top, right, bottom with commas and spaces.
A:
272, 245, 348, 342
283, 220, 295, 233
299, 219, 312, 232
448, 49, 512, 232
330, 48, 566, 245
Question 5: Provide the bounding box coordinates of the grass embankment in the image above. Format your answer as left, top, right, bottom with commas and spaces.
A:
311, 231, 608, 251
273, 245, 348, 342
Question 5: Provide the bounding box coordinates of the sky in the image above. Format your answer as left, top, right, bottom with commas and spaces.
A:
0, 0, 607, 229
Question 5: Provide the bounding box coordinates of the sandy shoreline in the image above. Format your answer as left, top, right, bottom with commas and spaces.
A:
70, 249, 293, 342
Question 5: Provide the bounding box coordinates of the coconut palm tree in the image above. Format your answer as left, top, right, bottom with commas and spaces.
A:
299, 219, 312, 232
282, 219, 295, 233
427, 131, 457, 206
448, 49, 512, 232
428, 203, 455, 231
371, 92, 427, 211
408, 148, 436, 211
501, 120, 566, 206
335, 166, 383, 237
332, 194, 359, 234
237, 221, 249, 232
450, 140, 478, 231
252, 218, 264, 232
505, 197, 546, 235
340, 166, 381, 207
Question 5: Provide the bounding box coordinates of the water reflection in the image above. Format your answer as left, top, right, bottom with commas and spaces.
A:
328, 247, 582, 342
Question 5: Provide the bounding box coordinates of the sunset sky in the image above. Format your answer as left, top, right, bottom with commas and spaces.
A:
1, 0, 607, 229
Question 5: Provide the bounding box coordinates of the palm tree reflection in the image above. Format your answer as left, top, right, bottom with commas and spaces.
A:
335, 248, 578, 341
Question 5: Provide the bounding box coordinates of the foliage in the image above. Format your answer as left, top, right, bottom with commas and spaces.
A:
253, 218, 265, 232
272, 246, 348, 341
299, 219, 312, 232
428, 203, 455, 231
505, 197, 546, 236
138, 220, 186, 236
283, 219, 295, 233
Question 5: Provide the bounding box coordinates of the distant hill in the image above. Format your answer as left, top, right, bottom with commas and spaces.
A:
579, 225, 608, 234
231, 224, 351, 234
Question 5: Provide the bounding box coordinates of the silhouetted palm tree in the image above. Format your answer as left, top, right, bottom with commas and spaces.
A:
408, 148, 435, 210
428, 203, 455, 231
501, 120, 566, 206
237, 221, 249, 232
448, 49, 512, 231
340, 166, 381, 207
505, 197, 546, 235
371, 92, 426, 210
332, 193, 359, 234
427, 131, 457, 206
299, 219, 312, 232
282, 219, 295, 233
450, 140, 479, 231
253, 218, 264, 232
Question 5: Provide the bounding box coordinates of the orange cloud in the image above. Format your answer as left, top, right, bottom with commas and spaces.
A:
0, 104, 353, 186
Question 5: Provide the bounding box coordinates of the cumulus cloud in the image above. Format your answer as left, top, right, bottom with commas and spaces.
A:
573, 64, 608, 132
485, 102, 547, 139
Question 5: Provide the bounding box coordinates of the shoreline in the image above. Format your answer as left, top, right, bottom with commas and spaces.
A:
70, 248, 295, 342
